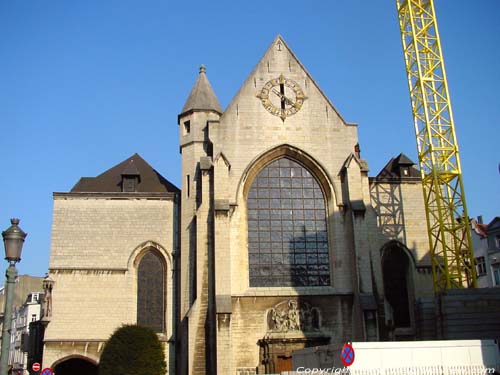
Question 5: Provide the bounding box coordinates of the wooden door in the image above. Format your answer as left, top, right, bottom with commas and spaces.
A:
277, 355, 293, 373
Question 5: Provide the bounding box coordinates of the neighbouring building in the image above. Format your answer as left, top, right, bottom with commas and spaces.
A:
8, 292, 43, 375
42, 155, 179, 375
42, 36, 436, 375
0, 276, 44, 315
0, 275, 44, 357
471, 216, 500, 288
485, 217, 500, 286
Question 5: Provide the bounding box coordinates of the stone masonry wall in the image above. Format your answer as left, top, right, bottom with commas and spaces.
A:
44, 195, 176, 371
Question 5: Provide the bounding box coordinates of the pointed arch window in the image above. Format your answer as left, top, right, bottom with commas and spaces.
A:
137, 251, 165, 332
247, 157, 330, 287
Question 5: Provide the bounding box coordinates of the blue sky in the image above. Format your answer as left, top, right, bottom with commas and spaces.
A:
1, 1, 499, 276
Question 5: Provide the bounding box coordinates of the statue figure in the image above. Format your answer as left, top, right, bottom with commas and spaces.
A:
42, 274, 54, 320
287, 300, 300, 330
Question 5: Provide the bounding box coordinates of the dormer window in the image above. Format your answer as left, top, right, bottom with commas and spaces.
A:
121, 159, 141, 192
122, 175, 139, 192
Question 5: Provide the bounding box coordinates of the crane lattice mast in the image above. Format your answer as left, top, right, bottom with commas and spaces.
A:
396, 0, 477, 291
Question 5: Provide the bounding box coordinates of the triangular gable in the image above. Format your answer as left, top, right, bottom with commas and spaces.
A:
222, 35, 353, 126
214, 152, 231, 170
342, 153, 369, 173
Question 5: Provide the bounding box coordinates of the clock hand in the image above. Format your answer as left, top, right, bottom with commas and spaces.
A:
272, 88, 284, 100
283, 95, 295, 106
272, 88, 296, 106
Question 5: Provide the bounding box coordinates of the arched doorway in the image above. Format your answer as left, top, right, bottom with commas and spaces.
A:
53, 357, 98, 375
381, 241, 415, 338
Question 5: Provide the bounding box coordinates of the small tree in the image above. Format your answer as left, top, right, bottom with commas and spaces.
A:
99, 324, 166, 375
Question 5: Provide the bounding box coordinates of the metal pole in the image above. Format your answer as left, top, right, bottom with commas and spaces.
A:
0, 264, 18, 375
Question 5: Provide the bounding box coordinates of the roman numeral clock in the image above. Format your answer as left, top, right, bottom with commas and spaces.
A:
257, 74, 307, 121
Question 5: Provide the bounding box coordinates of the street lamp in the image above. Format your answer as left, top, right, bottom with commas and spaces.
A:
0, 219, 27, 375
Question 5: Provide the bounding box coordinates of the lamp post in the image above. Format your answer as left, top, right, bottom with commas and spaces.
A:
0, 219, 27, 375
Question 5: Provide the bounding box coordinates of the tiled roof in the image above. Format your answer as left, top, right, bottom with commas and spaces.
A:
71, 153, 179, 193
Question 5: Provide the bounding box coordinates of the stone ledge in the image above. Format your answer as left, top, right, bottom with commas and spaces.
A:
53, 192, 176, 200
234, 287, 353, 297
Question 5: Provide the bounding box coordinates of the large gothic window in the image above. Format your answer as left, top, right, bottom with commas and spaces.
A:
247, 157, 330, 287
137, 251, 165, 332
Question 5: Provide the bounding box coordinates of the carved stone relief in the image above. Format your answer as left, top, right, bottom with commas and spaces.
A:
266, 300, 320, 333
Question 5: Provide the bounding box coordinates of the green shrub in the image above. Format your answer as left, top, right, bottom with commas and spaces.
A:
99, 324, 166, 375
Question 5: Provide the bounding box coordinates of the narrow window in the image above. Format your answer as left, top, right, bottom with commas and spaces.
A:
186, 175, 190, 198
493, 266, 500, 286
137, 251, 165, 332
475, 256, 486, 276
189, 217, 197, 305
184, 120, 191, 135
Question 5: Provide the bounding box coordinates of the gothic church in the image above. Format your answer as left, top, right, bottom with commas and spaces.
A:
42, 36, 434, 375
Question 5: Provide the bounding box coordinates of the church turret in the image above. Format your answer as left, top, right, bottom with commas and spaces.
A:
178, 64, 222, 151
177, 65, 221, 375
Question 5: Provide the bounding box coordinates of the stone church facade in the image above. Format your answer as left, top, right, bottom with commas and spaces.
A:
41, 36, 434, 374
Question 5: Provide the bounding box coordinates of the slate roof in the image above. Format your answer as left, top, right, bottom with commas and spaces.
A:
121, 159, 140, 176
180, 65, 222, 115
374, 153, 420, 181
488, 217, 500, 230
71, 153, 179, 193
394, 153, 414, 166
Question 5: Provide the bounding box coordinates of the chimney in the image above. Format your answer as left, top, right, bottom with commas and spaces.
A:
477, 215, 483, 224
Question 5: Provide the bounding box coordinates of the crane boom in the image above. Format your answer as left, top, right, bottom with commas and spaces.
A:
396, 0, 477, 291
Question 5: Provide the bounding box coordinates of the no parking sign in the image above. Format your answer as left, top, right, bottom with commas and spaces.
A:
341, 343, 355, 367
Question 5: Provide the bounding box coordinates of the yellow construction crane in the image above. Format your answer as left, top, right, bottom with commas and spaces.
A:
395, 0, 477, 292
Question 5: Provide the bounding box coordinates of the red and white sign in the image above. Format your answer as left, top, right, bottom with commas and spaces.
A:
32, 362, 41, 371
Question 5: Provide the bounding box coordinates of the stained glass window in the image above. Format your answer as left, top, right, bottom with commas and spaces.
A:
137, 251, 165, 332
248, 157, 330, 287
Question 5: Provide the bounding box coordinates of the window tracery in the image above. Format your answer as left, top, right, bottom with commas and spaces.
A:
247, 157, 330, 287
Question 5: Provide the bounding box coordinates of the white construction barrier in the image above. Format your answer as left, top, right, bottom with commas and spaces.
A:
292, 340, 500, 375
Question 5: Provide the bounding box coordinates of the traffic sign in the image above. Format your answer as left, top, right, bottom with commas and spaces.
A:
341, 343, 355, 367
41, 368, 54, 375
32, 363, 41, 372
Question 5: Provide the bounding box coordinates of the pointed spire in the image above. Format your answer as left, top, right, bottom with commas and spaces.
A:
180, 65, 222, 115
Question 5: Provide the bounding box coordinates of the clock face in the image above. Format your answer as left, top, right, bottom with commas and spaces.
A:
257, 74, 307, 121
